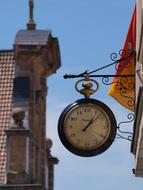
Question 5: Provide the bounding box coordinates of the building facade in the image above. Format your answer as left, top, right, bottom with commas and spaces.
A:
131, 0, 143, 177
0, 1, 60, 189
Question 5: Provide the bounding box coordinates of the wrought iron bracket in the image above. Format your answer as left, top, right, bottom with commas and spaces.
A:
64, 50, 135, 79
116, 113, 134, 141
63, 50, 136, 142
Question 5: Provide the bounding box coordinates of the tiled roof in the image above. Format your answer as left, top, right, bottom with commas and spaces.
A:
14, 29, 51, 45
0, 50, 14, 184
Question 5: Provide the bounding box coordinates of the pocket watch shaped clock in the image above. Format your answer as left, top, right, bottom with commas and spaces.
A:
58, 98, 117, 157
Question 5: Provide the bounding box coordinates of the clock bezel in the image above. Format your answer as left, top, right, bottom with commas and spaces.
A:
58, 98, 117, 157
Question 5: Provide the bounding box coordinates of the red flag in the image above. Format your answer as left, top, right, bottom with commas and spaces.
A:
108, 5, 136, 111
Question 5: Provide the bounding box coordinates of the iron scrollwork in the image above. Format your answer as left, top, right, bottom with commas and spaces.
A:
116, 113, 135, 141
102, 75, 135, 109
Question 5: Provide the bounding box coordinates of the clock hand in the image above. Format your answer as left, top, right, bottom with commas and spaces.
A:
82, 113, 103, 132
82, 117, 94, 132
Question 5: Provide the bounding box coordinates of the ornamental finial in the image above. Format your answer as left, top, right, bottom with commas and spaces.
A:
29, 0, 34, 21
27, 0, 36, 30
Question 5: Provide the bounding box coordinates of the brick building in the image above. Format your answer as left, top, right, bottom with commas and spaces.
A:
0, 1, 60, 189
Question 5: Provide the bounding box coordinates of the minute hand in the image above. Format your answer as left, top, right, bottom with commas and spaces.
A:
82, 113, 103, 132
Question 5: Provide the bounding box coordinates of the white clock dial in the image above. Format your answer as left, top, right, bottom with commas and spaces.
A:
64, 103, 111, 151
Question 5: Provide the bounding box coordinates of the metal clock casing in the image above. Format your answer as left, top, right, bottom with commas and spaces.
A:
58, 98, 117, 157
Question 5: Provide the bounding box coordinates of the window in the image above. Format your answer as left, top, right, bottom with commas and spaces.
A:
13, 77, 30, 105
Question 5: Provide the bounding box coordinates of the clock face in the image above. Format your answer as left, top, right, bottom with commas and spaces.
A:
58, 98, 117, 157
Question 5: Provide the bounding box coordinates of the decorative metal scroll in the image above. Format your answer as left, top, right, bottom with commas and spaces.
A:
64, 50, 136, 141
116, 113, 134, 141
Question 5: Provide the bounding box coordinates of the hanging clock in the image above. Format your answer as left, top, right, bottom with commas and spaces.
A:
58, 98, 117, 157
58, 75, 117, 157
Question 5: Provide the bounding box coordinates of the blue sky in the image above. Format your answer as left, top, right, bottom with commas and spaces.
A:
1, 0, 143, 190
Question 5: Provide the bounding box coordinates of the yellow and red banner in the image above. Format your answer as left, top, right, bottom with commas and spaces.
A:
108, 6, 136, 111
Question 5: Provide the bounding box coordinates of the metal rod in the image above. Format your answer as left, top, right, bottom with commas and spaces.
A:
64, 74, 135, 79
